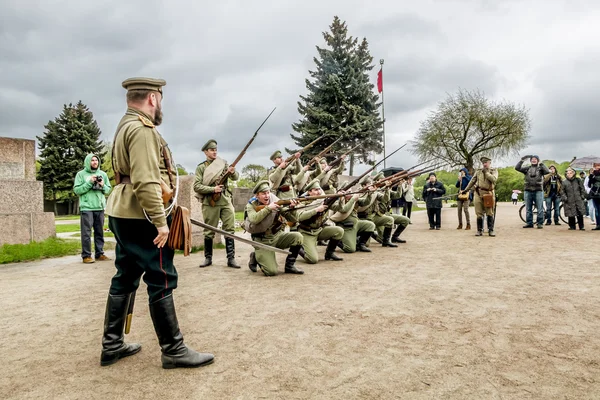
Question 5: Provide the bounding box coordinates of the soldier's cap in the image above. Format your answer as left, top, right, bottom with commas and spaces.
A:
372, 172, 384, 181
253, 180, 271, 194
359, 175, 373, 186
480, 156, 492, 163
270, 150, 282, 161
202, 139, 217, 151
304, 179, 322, 192
122, 77, 166, 94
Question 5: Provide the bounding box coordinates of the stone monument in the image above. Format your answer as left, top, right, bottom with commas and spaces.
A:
0, 137, 56, 245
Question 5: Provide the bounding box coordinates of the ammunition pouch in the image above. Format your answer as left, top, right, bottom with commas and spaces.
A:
357, 211, 368, 219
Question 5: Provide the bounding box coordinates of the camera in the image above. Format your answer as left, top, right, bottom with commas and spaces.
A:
92, 175, 103, 190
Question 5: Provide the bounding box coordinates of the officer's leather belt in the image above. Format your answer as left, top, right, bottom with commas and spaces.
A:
278, 185, 291, 192
120, 175, 132, 184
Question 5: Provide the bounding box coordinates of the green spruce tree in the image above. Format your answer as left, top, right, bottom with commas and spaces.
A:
290, 16, 383, 175
37, 101, 105, 214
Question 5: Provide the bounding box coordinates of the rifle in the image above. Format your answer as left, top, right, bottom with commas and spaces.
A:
305, 137, 343, 169
210, 108, 276, 206
254, 192, 354, 211
328, 144, 361, 168
190, 218, 290, 254
284, 136, 325, 164
338, 143, 407, 192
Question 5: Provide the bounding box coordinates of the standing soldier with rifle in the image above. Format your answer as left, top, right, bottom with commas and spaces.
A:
101, 77, 213, 369
194, 139, 240, 268
462, 156, 498, 237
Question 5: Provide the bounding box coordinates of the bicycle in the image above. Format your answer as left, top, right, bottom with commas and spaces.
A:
519, 201, 568, 224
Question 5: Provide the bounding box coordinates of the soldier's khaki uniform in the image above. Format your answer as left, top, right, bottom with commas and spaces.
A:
268, 155, 302, 200
317, 159, 346, 194
245, 181, 304, 276
330, 193, 376, 253
294, 162, 323, 194
296, 180, 346, 263
464, 158, 498, 236
376, 185, 410, 243
193, 158, 238, 240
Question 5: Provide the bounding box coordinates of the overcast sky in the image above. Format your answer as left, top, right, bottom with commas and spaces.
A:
1, 0, 599, 175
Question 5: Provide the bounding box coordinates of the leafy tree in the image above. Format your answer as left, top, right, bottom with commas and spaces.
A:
290, 16, 383, 175
410, 89, 531, 174
242, 164, 267, 184
37, 101, 104, 214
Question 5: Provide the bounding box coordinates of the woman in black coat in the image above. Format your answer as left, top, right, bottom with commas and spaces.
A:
560, 167, 587, 230
422, 172, 446, 229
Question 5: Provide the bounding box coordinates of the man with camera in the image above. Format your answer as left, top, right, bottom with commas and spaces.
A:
73, 153, 112, 263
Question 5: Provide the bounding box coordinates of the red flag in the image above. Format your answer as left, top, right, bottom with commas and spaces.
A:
377, 68, 383, 93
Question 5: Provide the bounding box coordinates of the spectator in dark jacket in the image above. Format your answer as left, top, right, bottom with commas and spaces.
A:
515, 155, 550, 228
422, 172, 446, 230
587, 163, 600, 230
543, 165, 563, 225
561, 167, 587, 230
455, 167, 472, 230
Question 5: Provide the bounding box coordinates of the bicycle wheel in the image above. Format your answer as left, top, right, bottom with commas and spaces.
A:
520, 204, 537, 224
559, 204, 568, 224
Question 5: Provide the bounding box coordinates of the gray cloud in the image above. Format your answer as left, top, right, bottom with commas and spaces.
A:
1, 0, 598, 176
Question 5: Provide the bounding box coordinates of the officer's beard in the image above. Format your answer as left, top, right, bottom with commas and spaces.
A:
154, 103, 163, 126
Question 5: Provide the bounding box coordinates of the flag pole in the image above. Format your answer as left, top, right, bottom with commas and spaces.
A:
379, 59, 386, 169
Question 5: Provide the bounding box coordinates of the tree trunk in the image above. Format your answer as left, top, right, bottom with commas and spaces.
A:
349, 154, 355, 176
53, 192, 58, 216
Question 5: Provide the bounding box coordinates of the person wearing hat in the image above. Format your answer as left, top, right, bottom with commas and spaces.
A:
515, 154, 550, 228
193, 139, 240, 269
268, 150, 302, 200
293, 157, 324, 194
560, 167, 587, 230
295, 179, 346, 263
102, 77, 213, 369
422, 172, 446, 230
317, 156, 346, 195
543, 165, 563, 225
244, 180, 304, 276
376, 178, 411, 243
329, 182, 377, 253
462, 157, 498, 236
356, 172, 398, 247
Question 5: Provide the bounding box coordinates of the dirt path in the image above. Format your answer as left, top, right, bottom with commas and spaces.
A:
1, 203, 599, 399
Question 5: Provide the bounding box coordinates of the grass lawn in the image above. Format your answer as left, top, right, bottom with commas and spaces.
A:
0, 238, 114, 264
54, 215, 81, 221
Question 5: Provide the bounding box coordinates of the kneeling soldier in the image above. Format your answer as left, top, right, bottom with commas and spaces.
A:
296, 179, 346, 263
377, 178, 410, 243
330, 187, 377, 253
245, 180, 304, 276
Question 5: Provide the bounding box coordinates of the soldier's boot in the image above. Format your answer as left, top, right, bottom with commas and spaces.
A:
150, 295, 214, 369
356, 232, 372, 252
298, 247, 307, 260
465, 223, 471, 230
391, 225, 406, 243
248, 252, 258, 272
381, 227, 398, 247
371, 232, 383, 244
199, 238, 213, 268
475, 218, 484, 237
487, 215, 496, 237
325, 239, 344, 261
317, 240, 328, 246
100, 293, 142, 366
225, 238, 240, 268
284, 245, 304, 274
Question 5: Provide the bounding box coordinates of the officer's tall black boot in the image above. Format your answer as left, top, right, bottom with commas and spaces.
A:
356, 231, 372, 252
150, 294, 214, 369
325, 239, 343, 261
487, 215, 496, 237
225, 238, 240, 268
381, 227, 398, 247
391, 225, 407, 243
199, 238, 212, 268
100, 293, 142, 366
475, 217, 483, 236
284, 245, 304, 274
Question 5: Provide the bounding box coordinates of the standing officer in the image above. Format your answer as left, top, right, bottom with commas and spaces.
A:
101, 77, 213, 369
193, 139, 240, 268
462, 156, 498, 236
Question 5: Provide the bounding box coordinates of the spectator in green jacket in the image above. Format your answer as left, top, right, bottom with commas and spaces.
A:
73, 154, 112, 263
